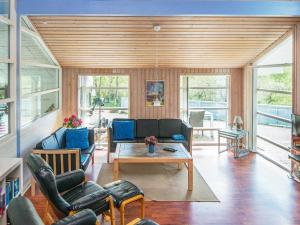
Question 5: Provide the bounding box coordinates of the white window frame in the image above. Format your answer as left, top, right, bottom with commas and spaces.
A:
252, 33, 293, 170
20, 16, 61, 127
180, 74, 230, 125
0, 0, 16, 140
78, 75, 130, 120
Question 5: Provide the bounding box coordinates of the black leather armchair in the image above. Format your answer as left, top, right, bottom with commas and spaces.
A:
7, 196, 98, 225
26, 153, 115, 225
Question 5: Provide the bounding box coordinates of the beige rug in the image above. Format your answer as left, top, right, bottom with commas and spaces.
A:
97, 163, 219, 202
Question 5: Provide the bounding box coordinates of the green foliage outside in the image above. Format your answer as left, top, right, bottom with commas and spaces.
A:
90, 76, 129, 108
257, 67, 292, 106
181, 76, 228, 103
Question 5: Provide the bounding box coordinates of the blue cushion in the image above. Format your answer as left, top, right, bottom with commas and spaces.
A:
41, 135, 60, 149
66, 128, 89, 150
113, 120, 135, 140
54, 127, 66, 148
172, 134, 185, 141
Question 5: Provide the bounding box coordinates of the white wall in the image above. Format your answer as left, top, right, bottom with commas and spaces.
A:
20, 110, 62, 188
0, 135, 17, 158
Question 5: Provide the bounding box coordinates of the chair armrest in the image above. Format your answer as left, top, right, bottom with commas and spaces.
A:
88, 128, 95, 145
52, 209, 97, 225
69, 189, 110, 212
32, 149, 81, 175
181, 121, 193, 152
56, 170, 85, 193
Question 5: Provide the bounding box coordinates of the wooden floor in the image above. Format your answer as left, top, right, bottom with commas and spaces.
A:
26, 148, 300, 225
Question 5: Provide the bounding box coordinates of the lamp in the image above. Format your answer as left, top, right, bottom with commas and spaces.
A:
233, 116, 243, 130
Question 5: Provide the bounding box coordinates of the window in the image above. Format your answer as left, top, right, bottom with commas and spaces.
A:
0, 0, 14, 139
253, 35, 293, 170
180, 75, 229, 144
78, 75, 129, 146
0, 0, 9, 18
21, 17, 60, 126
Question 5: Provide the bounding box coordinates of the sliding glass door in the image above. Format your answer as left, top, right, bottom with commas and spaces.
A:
253, 35, 292, 169
180, 75, 229, 145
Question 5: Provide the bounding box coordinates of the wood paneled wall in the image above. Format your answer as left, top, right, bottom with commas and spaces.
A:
62, 68, 243, 121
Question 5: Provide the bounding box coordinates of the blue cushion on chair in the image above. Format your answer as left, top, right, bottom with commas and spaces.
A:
66, 128, 89, 150
172, 134, 185, 141
113, 120, 135, 140
54, 127, 66, 148
41, 135, 60, 149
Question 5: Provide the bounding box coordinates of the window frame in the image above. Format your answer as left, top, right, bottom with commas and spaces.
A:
0, 0, 16, 140
20, 16, 61, 127
78, 75, 130, 119
252, 34, 293, 166
180, 74, 230, 127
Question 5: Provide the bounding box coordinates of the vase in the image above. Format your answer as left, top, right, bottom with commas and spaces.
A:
148, 144, 155, 154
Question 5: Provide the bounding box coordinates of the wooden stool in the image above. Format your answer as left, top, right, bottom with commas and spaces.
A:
104, 180, 144, 225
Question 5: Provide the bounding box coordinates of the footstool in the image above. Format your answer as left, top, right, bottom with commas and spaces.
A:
127, 218, 159, 225
104, 180, 144, 225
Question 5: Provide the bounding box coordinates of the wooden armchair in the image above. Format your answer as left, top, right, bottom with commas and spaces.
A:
31, 127, 95, 196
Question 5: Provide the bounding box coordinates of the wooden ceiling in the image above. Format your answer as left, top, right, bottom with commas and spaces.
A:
29, 16, 299, 68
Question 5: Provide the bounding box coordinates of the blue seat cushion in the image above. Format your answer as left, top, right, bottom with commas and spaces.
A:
54, 127, 66, 148
66, 128, 89, 150
113, 120, 135, 140
172, 134, 185, 141
41, 135, 60, 149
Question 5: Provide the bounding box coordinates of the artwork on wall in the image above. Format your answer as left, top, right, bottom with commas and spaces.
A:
146, 80, 165, 107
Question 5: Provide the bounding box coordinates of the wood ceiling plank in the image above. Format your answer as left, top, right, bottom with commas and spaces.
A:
28, 16, 296, 68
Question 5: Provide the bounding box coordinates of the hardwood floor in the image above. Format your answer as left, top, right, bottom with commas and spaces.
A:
26, 148, 300, 225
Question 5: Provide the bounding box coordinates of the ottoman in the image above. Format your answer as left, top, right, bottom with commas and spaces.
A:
104, 180, 144, 225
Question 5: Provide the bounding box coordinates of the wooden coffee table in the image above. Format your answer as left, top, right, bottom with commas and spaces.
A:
113, 143, 193, 191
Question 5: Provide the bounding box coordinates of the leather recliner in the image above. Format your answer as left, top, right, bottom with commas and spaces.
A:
26, 153, 115, 225
7, 196, 98, 225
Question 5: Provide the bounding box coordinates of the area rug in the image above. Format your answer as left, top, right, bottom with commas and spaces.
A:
97, 163, 219, 202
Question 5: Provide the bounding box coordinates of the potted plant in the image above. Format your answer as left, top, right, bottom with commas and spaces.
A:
144, 136, 158, 154
63, 114, 83, 128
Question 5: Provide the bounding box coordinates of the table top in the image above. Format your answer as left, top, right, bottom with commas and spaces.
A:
219, 128, 247, 138
115, 143, 192, 160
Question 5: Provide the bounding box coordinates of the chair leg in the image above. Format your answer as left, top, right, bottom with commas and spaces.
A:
140, 198, 145, 219
92, 153, 95, 165
119, 195, 144, 225
107, 196, 116, 225
44, 201, 54, 225
120, 203, 126, 225
31, 177, 36, 196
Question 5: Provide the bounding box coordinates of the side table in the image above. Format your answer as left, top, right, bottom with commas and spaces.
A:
218, 128, 249, 158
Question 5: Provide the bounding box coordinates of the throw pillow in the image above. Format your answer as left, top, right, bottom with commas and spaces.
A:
66, 127, 89, 150
172, 134, 185, 141
113, 120, 135, 140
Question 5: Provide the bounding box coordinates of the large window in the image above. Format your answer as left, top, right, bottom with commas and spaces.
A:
78, 76, 129, 146
254, 35, 293, 169
180, 75, 229, 144
0, 0, 14, 139
20, 17, 60, 126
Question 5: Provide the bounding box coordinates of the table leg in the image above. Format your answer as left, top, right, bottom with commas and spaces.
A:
188, 160, 193, 191
113, 160, 119, 181
218, 132, 220, 154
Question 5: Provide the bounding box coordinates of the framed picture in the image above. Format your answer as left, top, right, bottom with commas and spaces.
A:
146, 80, 165, 107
